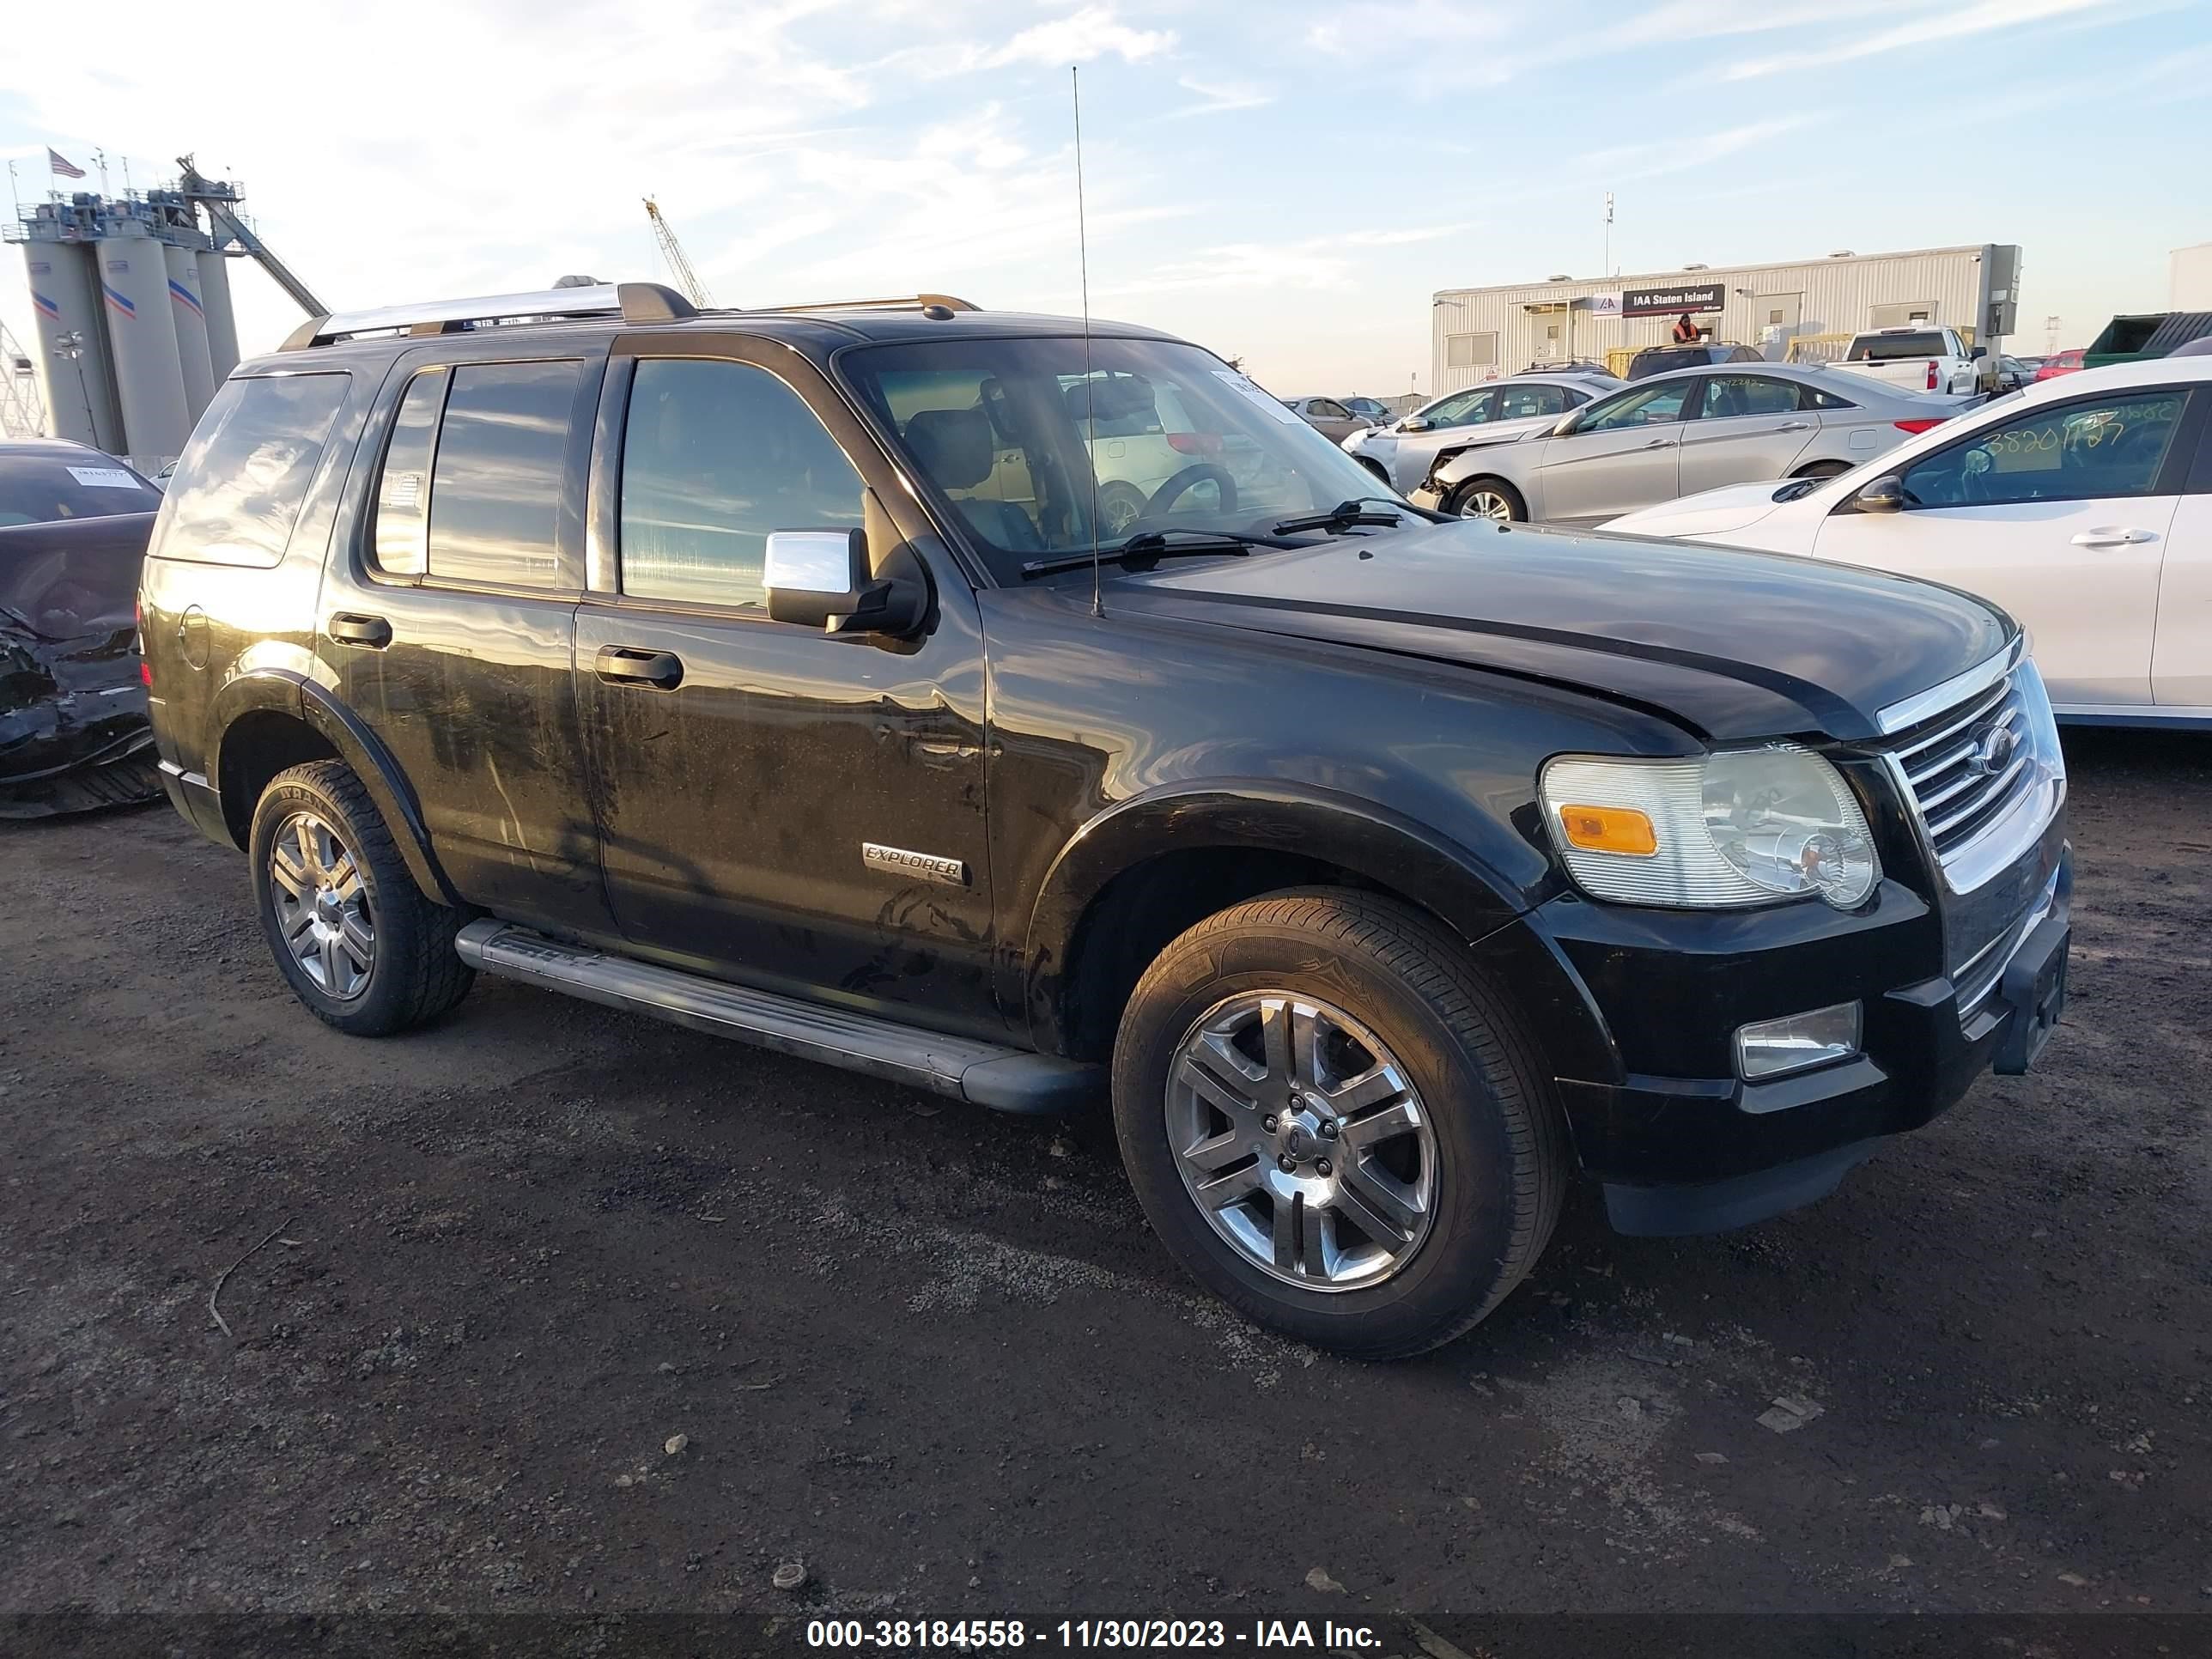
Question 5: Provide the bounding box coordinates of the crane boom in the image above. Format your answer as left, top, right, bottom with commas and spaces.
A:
643, 198, 715, 309
175, 155, 327, 316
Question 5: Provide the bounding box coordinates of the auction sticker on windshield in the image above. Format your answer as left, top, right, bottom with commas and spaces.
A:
1212, 370, 1304, 424
66, 466, 141, 489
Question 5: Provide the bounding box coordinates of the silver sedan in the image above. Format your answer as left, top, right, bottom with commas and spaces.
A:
1342, 372, 1620, 494
1410, 362, 1966, 525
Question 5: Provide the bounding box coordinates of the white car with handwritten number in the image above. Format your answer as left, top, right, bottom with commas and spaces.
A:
1603, 358, 2212, 726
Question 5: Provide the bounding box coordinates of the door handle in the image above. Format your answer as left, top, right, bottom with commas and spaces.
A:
595, 645, 684, 690
1774, 421, 1814, 432
1644, 436, 1677, 448
327, 612, 392, 648
2070, 528, 2154, 547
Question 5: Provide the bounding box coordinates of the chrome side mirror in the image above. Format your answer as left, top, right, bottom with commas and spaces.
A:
764, 528, 926, 635
1846, 476, 1905, 514
1401, 416, 1432, 433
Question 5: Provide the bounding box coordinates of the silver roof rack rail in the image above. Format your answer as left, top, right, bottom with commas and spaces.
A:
277, 282, 697, 351
755, 293, 981, 315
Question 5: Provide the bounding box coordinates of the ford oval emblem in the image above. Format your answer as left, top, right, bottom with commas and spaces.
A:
1966, 723, 2018, 777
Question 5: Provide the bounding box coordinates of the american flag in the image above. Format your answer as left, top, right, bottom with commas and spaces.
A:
48, 148, 86, 179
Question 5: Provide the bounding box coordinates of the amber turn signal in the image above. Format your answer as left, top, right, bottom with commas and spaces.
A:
1556, 803, 1658, 856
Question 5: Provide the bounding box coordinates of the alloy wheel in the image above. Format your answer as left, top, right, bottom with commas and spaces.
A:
1164, 991, 1439, 1291
1457, 489, 1513, 520
268, 811, 375, 1000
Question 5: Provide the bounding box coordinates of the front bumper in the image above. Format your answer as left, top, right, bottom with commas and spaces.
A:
1534, 836, 2070, 1237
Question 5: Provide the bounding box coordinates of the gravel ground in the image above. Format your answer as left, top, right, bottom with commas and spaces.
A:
2, 729, 2207, 1656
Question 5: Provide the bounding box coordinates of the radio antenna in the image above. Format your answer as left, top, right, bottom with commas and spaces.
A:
1073, 64, 1103, 618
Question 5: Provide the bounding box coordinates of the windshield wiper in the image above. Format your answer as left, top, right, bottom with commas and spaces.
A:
1019, 527, 1290, 580
1271, 495, 1412, 536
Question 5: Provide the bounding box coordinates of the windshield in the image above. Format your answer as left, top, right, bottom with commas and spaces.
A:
0, 453, 160, 527
841, 337, 1407, 583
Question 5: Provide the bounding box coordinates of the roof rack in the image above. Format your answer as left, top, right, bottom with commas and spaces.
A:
754, 293, 981, 315
275, 283, 985, 352
277, 282, 698, 351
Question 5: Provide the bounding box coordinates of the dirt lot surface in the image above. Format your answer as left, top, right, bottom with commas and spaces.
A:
3, 731, 2208, 1655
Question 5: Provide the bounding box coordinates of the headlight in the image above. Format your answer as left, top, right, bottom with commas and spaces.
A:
1540, 744, 1879, 909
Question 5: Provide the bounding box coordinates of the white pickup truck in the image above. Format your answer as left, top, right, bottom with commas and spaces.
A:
1831, 325, 1980, 396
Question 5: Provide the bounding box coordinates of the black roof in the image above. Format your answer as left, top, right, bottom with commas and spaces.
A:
237, 302, 1183, 380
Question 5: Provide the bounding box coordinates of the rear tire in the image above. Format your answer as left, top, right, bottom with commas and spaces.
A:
1792, 459, 1850, 480
1111, 889, 1567, 1358
1447, 477, 1525, 522
248, 761, 473, 1036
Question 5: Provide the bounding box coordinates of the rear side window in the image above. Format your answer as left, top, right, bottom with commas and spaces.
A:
1803, 385, 1859, 410
425, 360, 580, 587
155, 374, 348, 567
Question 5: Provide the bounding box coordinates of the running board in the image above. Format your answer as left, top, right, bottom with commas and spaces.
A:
454, 920, 1098, 1115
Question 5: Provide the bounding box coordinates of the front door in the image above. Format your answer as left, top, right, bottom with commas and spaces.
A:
573, 340, 1002, 1037
1812, 384, 2202, 708
321, 345, 613, 938
1676, 372, 1820, 496
1531, 379, 1691, 521
2152, 420, 2212, 708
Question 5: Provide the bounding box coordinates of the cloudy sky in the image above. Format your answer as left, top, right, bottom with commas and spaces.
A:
3, 0, 2208, 398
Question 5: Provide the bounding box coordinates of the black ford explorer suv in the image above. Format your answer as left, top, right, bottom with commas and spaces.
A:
139, 283, 2071, 1357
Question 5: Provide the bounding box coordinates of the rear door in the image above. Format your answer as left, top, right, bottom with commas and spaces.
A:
1529, 379, 1689, 520
1675, 373, 1820, 495
321, 344, 613, 935
572, 336, 1002, 1036
1810, 384, 2202, 708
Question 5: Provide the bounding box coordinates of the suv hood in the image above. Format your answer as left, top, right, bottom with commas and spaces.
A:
1114, 519, 2011, 744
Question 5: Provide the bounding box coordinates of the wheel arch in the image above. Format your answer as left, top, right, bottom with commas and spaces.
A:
1022, 782, 1597, 1068
210, 669, 460, 906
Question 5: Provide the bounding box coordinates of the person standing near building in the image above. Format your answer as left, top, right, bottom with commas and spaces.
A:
1671, 312, 1700, 344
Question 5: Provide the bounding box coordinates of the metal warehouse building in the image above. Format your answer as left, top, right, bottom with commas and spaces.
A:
1430, 244, 2021, 393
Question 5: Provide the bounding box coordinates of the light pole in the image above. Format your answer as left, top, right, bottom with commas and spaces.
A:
52, 330, 94, 442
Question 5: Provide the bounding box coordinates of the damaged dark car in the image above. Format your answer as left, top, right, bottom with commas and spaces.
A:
0, 441, 163, 817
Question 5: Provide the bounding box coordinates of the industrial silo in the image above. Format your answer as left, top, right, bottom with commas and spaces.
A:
19, 240, 126, 453
162, 244, 217, 417
94, 228, 193, 466
198, 249, 240, 380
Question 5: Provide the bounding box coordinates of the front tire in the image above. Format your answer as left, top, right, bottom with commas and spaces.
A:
1111, 890, 1566, 1358
249, 761, 474, 1036
1447, 477, 1525, 521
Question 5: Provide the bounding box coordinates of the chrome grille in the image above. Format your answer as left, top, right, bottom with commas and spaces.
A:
1886, 674, 2038, 866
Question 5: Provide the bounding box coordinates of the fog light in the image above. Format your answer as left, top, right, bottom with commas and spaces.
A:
1735, 1002, 1861, 1080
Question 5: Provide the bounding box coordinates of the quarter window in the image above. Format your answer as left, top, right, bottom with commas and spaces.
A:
618, 358, 866, 608
1577, 381, 1692, 432
370, 368, 447, 579
1899, 391, 2191, 508
157, 373, 348, 567
424, 360, 580, 587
